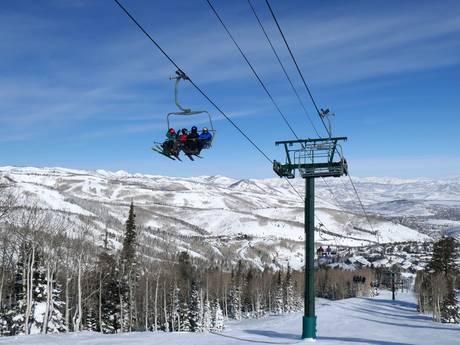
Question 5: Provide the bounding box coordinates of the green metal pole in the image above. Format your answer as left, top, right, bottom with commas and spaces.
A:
302, 177, 316, 339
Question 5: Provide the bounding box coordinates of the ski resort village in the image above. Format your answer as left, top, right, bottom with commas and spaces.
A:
1, 1, 460, 344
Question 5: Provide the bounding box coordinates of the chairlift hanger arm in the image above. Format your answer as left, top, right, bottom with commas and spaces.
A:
275, 137, 347, 146
329, 140, 338, 164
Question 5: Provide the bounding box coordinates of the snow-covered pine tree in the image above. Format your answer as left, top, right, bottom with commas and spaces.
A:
23, 248, 65, 335
9, 248, 27, 335
42, 273, 66, 334
202, 297, 212, 332
254, 290, 264, 319
293, 280, 302, 312
188, 281, 202, 332
0, 309, 10, 336
29, 252, 47, 334
210, 299, 224, 332
273, 271, 284, 315
440, 291, 460, 323
283, 264, 294, 314
179, 301, 190, 332
85, 307, 98, 331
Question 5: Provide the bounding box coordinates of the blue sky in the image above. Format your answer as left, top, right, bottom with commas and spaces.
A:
1, 0, 460, 179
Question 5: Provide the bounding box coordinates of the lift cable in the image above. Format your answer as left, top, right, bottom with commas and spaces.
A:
265, 0, 377, 237
207, 0, 342, 230
246, 0, 320, 137
206, 0, 299, 140
113, 0, 272, 164
264, 0, 328, 134
207, 0, 355, 237
247, 0, 358, 228
112, 0, 332, 232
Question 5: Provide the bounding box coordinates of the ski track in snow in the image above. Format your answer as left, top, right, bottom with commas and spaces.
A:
2, 291, 458, 345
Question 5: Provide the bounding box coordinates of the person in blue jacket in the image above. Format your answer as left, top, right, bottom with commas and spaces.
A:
198, 127, 212, 150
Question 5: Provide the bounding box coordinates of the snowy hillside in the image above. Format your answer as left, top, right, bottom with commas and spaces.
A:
2, 291, 458, 345
1, 167, 454, 269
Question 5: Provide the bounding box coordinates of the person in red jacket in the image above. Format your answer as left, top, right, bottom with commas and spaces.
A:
179, 128, 188, 146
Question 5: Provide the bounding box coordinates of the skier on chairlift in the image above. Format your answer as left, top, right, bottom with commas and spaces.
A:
179, 128, 188, 145
198, 127, 212, 150
162, 128, 179, 157
185, 126, 200, 154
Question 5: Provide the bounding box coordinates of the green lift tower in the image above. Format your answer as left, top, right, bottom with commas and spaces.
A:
273, 136, 348, 339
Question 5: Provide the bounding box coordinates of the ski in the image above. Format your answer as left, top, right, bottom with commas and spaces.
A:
151, 147, 176, 161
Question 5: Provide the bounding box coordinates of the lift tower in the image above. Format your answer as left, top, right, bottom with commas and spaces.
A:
273, 136, 348, 339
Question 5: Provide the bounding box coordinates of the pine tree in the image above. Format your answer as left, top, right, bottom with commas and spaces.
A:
98, 251, 121, 333
283, 264, 294, 314
42, 274, 66, 334
120, 201, 138, 331
425, 236, 459, 323
85, 307, 98, 331
228, 269, 241, 320
0, 309, 11, 336
242, 269, 254, 316
202, 297, 212, 332
254, 291, 264, 319
179, 301, 190, 332
121, 202, 137, 265
188, 281, 202, 332
8, 247, 65, 335
293, 280, 302, 311
29, 253, 47, 334
210, 299, 224, 332
9, 249, 27, 335
440, 291, 460, 324
177, 252, 193, 288
273, 271, 284, 315
428, 237, 458, 276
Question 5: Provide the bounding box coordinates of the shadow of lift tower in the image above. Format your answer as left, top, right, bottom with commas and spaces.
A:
273, 136, 348, 340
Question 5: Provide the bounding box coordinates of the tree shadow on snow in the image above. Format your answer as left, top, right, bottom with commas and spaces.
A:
244, 329, 300, 340
350, 305, 432, 322
352, 315, 460, 332
364, 298, 417, 310
211, 331, 299, 344
318, 336, 415, 345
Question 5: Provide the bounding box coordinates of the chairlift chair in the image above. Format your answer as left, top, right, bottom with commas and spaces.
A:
166, 71, 216, 148
153, 71, 216, 160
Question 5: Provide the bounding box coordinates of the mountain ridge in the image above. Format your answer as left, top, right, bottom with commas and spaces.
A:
2, 166, 459, 269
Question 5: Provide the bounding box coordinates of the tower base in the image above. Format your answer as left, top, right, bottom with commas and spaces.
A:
302, 315, 317, 339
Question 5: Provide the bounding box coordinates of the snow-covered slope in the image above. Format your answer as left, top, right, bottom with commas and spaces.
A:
2, 167, 454, 269
2, 291, 458, 345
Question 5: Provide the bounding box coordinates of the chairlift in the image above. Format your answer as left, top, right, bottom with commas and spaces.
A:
152, 71, 216, 161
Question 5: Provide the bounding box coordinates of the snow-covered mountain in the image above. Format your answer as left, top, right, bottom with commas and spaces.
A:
2, 167, 458, 269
